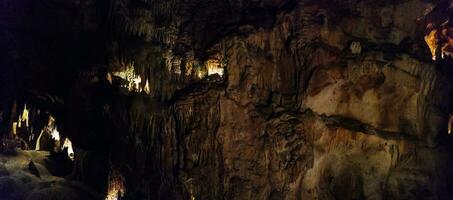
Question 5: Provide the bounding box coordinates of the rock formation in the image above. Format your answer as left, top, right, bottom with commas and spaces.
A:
1, 0, 453, 199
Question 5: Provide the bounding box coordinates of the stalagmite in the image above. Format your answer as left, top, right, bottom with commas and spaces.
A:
63, 138, 74, 160
106, 166, 125, 200
17, 104, 29, 128
144, 79, 150, 94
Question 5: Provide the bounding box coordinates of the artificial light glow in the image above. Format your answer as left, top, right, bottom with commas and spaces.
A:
112, 63, 141, 91
35, 115, 74, 159
424, 21, 453, 61
112, 63, 148, 93
13, 104, 30, 135
18, 104, 29, 128
36, 115, 57, 151
51, 126, 60, 141
106, 167, 125, 200
196, 69, 205, 79
132, 76, 142, 91
425, 30, 437, 60
206, 60, 224, 76
63, 138, 74, 160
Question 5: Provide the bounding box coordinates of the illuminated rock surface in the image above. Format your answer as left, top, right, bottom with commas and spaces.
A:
0, 151, 100, 200
1, 0, 453, 200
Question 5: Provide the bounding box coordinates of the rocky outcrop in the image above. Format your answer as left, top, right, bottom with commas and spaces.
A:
190, 0, 453, 199
1, 0, 453, 199
0, 151, 101, 200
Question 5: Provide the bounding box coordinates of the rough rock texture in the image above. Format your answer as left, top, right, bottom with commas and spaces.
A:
0, 151, 101, 200
1, 0, 453, 199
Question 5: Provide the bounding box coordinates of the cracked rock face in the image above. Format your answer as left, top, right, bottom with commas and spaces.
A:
2, 0, 453, 199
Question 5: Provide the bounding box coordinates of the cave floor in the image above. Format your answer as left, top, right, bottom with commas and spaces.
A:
0, 150, 102, 200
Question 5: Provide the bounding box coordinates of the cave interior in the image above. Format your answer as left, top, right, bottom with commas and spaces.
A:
1, 0, 453, 200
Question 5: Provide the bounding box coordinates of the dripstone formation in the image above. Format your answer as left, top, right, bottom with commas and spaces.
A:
1, 0, 453, 199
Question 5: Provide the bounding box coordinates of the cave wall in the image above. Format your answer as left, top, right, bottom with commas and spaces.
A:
1, 0, 453, 199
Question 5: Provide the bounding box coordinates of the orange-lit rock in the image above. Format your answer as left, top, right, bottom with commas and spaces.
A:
425, 29, 438, 60
106, 167, 125, 200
